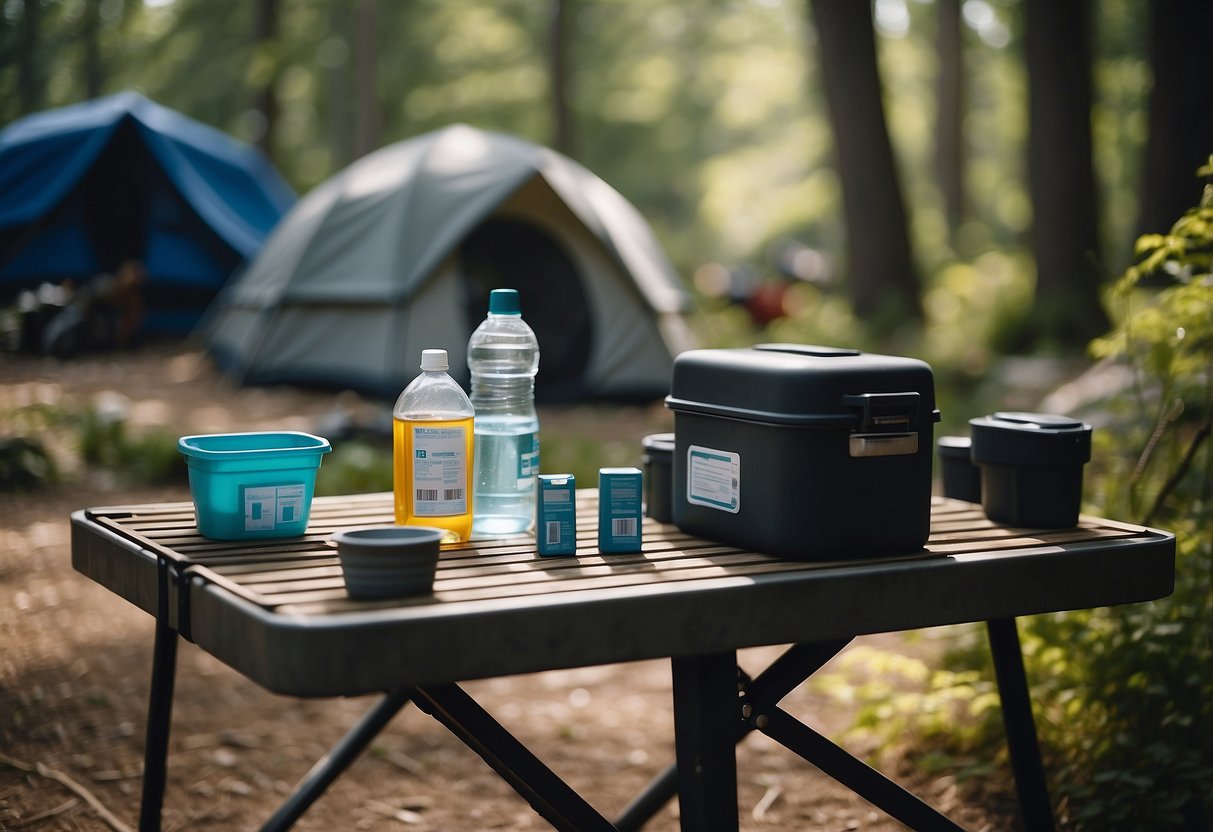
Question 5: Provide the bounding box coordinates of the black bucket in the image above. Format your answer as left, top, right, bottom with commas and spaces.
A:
641, 433, 675, 523
969, 412, 1092, 528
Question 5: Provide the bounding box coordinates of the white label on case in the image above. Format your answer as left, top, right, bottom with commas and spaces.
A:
687, 445, 740, 513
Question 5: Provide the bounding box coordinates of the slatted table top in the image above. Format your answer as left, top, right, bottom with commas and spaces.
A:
71, 491, 1175, 698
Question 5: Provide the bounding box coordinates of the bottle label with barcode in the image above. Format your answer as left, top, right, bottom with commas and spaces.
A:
411, 425, 467, 516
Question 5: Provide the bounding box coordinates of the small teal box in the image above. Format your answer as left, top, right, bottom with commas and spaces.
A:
537, 474, 577, 556
598, 467, 643, 553
178, 431, 331, 541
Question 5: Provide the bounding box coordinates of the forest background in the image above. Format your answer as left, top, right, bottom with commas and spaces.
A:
2, 1, 1212, 830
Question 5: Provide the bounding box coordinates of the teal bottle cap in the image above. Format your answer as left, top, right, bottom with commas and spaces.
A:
488, 288, 520, 315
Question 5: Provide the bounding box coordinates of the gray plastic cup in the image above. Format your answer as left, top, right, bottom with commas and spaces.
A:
331, 525, 444, 599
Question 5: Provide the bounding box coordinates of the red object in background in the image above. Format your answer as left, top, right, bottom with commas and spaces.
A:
746, 281, 789, 326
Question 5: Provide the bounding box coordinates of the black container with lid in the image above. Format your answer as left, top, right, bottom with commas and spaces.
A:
641, 433, 675, 523
937, 435, 982, 503
665, 344, 940, 560
968, 411, 1092, 528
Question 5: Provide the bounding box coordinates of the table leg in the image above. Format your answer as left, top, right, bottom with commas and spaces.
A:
986, 618, 1056, 832
414, 684, 618, 832
138, 617, 178, 832
614, 765, 679, 832
757, 708, 967, 831
259, 689, 413, 832
616, 641, 850, 831
671, 652, 739, 832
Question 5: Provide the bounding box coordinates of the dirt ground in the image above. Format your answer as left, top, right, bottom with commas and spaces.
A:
0, 344, 1016, 831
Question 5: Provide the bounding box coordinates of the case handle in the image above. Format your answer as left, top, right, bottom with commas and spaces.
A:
753, 343, 862, 357
841, 392, 921, 431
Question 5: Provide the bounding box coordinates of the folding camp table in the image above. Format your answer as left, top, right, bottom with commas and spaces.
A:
71, 491, 1175, 832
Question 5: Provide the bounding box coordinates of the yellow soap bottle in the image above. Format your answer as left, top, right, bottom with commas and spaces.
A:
392, 349, 475, 544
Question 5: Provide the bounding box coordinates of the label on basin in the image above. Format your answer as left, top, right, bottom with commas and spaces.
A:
687, 445, 740, 513
242, 483, 305, 531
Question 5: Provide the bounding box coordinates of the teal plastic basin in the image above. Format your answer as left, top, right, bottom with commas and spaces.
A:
178, 431, 332, 540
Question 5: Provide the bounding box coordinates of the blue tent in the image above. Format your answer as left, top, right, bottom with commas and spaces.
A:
0, 91, 295, 332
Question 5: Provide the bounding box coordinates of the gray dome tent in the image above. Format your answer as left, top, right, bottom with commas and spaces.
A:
199, 123, 694, 401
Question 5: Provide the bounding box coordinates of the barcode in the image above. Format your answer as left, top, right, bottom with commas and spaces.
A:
546, 521, 561, 545
416, 488, 463, 502
612, 518, 637, 538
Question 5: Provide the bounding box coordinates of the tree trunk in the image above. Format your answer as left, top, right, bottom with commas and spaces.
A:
354, 0, 380, 158
1135, 0, 1213, 239
82, 0, 102, 99
17, 0, 43, 115
809, 0, 922, 329
327, 3, 354, 168
1024, 0, 1107, 347
550, 0, 576, 157
935, 0, 966, 236
252, 0, 280, 162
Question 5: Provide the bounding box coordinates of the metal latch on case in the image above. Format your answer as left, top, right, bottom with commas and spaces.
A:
842, 392, 921, 457
849, 432, 919, 457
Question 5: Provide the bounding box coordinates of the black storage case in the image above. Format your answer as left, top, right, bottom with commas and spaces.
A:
665, 344, 940, 560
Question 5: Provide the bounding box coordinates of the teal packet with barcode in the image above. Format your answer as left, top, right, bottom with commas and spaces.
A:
537, 474, 577, 556
598, 467, 643, 553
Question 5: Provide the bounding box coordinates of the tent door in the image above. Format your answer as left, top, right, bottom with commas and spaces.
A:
458, 217, 592, 396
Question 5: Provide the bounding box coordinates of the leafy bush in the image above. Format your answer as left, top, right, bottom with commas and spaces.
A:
815, 157, 1213, 830
76, 406, 186, 486
0, 435, 57, 491
314, 439, 393, 496
1043, 155, 1213, 830
0, 403, 66, 491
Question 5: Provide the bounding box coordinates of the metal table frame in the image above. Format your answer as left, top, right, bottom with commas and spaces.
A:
70, 492, 1175, 832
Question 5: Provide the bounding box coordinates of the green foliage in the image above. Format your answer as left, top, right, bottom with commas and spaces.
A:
76, 408, 186, 486
0, 402, 66, 491
539, 433, 640, 488
810, 158, 1213, 829
314, 439, 393, 497
0, 435, 56, 492
1042, 156, 1213, 830
0, 0, 1152, 296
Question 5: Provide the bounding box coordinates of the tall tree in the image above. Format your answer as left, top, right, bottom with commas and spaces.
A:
82, 0, 102, 99
1024, 0, 1107, 347
326, 3, 354, 169
252, 0, 280, 162
809, 0, 922, 329
935, 0, 966, 236
17, 0, 44, 115
354, 0, 380, 158
550, 0, 576, 157
1135, 0, 1213, 239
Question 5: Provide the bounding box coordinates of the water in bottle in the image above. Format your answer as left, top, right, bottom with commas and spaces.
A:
468, 288, 540, 535
393, 348, 475, 544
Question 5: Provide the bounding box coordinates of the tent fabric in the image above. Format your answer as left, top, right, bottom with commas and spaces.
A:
200, 123, 694, 402
0, 91, 295, 330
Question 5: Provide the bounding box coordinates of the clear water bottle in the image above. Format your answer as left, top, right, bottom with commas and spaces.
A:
393, 348, 475, 544
468, 288, 540, 535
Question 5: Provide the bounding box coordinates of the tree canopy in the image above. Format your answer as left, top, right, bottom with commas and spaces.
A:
1, 0, 1197, 352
